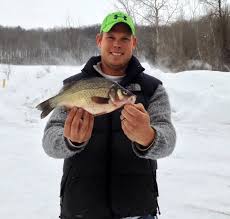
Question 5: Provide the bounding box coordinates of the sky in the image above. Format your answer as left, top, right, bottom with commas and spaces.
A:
0, 63, 230, 218
0, 0, 116, 29
1, 0, 230, 29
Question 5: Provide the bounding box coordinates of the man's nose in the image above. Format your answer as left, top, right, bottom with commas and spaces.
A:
113, 40, 121, 48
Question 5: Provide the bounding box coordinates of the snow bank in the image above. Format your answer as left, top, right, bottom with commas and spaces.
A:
1, 63, 230, 219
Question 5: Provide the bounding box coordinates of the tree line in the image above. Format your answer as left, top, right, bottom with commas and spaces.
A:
0, 3, 229, 72
115, 0, 230, 71
0, 25, 99, 66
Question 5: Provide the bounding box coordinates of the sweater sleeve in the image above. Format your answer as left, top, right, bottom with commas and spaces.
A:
132, 84, 176, 160
42, 106, 87, 159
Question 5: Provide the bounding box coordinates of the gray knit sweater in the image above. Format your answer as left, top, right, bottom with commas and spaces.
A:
42, 84, 176, 160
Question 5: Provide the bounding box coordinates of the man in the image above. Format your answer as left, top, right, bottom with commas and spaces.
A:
42, 11, 176, 219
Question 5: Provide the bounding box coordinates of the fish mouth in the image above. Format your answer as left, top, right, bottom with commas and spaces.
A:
108, 84, 136, 107
128, 95, 136, 104
112, 95, 136, 107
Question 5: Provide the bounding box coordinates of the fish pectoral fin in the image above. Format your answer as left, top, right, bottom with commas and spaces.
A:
91, 96, 110, 104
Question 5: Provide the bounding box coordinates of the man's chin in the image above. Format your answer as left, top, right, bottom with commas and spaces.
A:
109, 62, 126, 70
109, 55, 123, 61
108, 58, 127, 67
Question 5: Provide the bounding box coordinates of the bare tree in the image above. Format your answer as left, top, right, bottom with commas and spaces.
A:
115, 0, 180, 63
185, 0, 204, 61
200, 0, 230, 70
200, 0, 226, 17
115, 0, 138, 23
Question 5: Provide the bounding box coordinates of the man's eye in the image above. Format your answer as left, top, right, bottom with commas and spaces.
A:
122, 38, 130, 42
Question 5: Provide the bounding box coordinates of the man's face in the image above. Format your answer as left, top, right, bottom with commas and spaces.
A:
96, 23, 137, 71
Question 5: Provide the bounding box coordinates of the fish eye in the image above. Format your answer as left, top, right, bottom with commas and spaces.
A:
122, 90, 128, 95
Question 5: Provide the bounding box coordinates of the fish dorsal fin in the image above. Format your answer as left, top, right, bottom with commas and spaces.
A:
60, 77, 91, 93
60, 81, 77, 92
91, 96, 110, 104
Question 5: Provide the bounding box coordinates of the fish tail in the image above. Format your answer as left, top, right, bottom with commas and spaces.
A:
36, 98, 55, 119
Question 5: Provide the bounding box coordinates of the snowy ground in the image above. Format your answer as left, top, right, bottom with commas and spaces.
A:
0, 64, 229, 219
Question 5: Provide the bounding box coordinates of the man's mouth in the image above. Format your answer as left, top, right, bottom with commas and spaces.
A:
111, 52, 123, 56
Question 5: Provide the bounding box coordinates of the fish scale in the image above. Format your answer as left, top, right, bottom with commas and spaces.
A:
36, 77, 136, 119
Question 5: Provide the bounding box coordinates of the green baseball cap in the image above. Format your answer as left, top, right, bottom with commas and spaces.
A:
100, 11, 135, 35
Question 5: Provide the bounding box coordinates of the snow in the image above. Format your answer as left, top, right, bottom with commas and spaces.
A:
0, 63, 230, 218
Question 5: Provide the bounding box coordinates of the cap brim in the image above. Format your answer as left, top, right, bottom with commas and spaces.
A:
102, 21, 135, 35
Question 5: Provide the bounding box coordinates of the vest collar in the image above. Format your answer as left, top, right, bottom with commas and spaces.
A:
81, 56, 145, 86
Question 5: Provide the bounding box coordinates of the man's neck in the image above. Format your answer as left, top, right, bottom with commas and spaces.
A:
93, 62, 125, 83
100, 62, 127, 76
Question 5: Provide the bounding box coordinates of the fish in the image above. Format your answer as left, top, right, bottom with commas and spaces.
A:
36, 77, 136, 119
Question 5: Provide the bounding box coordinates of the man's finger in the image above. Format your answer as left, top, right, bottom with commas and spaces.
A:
70, 108, 84, 137
85, 114, 94, 140
79, 111, 90, 138
64, 107, 77, 137
121, 108, 135, 123
121, 119, 133, 140
133, 103, 147, 113
124, 104, 145, 117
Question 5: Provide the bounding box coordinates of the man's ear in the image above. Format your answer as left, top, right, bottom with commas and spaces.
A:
132, 36, 137, 49
96, 33, 102, 48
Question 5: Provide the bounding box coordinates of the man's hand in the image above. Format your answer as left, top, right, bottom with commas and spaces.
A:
64, 107, 94, 144
121, 103, 155, 147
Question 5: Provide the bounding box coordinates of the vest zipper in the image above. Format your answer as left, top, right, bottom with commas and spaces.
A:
157, 200, 161, 215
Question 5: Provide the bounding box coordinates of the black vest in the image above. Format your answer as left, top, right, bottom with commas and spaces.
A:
60, 56, 162, 219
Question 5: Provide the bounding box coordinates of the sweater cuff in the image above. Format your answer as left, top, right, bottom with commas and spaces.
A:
134, 138, 155, 152
64, 137, 88, 151
132, 126, 157, 155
